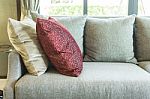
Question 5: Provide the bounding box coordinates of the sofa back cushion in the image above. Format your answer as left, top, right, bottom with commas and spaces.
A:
7, 18, 48, 76
36, 18, 83, 77
84, 15, 137, 63
135, 17, 150, 61
31, 12, 86, 54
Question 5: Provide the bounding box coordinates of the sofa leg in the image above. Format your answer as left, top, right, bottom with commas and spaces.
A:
0, 90, 3, 99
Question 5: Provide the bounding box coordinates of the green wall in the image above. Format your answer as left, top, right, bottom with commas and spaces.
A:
0, 0, 17, 77
0, 0, 17, 44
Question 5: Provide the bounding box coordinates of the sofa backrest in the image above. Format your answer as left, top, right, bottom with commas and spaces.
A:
30, 12, 150, 63
84, 16, 150, 63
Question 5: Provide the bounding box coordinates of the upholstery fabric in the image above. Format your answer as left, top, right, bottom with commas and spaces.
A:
3, 51, 23, 99
7, 18, 48, 76
15, 62, 150, 99
138, 61, 150, 73
135, 17, 150, 61
36, 18, 83, 77
20, 0, 40, 20
84, 16, 137, 63
31, 11, 86, 54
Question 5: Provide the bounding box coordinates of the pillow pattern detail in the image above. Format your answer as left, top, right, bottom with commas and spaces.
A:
7, 18, 48, 76
36, 17, 83, 77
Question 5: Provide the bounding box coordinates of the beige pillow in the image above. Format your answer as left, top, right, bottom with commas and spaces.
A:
7, 17, 48, 76
135, 17, 150, 61
30, 11, 86, 54
84, 15, 137, 63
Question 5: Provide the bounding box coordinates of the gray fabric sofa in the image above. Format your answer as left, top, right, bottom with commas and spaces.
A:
3, 51, 150, 99
3, 16, 150, 99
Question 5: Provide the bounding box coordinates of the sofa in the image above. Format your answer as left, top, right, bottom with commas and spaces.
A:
3, 15, 150, 99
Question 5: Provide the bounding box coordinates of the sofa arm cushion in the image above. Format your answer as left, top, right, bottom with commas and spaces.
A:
3, 50, 24, 99
138, 61, 150, 73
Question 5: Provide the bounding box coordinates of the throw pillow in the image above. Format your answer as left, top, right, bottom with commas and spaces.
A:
31, 11, 86, 54
36, 18, 83, 77
135, 17, 150, 61
84, 15, 137, 63
7, 17, 48, 76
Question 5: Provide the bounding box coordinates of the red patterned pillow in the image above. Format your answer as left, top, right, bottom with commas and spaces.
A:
36, 18, 83, 77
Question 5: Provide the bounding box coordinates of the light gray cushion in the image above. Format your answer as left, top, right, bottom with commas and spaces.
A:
84, 16, 137, 63
31, 12, 86, 54
135, 17, 150, 61
55, 16, 86, 54
15, 62, 150, 99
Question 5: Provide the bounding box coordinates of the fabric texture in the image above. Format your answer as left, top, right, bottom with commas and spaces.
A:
20, 0, 40, 20
31, 11, 86, 54
36, 18, 83, 77
3, 51, 24, 99
7, 18, 48, 76
138, 61, 150, 73
135, 17, 150, 61
15, 62, 150, 99
84, 16, 137, 63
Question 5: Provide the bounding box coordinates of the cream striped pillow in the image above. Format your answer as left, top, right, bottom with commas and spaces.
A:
7, 17, 48, 76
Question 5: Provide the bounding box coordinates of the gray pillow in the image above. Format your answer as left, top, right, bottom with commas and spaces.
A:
135, 17, 150, 61
84, 15, 137, 63
30, 11, 86, 54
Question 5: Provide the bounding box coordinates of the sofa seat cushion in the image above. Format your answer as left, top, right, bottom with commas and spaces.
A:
15, 62, 150, 99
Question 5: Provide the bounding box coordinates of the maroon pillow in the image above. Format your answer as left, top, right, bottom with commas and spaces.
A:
36, 17, 83, 77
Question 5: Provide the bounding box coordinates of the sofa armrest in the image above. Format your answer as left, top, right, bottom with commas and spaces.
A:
3, 50, 25, 99
138, 61, 150, 73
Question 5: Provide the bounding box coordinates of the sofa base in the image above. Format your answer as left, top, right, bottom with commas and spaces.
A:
15, 62, 150, 99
